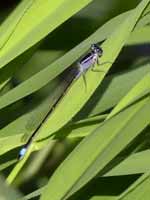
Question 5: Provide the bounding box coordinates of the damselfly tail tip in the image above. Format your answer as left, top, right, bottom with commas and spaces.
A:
18, 147, 27, 160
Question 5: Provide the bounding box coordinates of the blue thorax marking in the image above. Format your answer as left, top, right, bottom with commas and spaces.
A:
80, 52, 94, 65
18, 147, 27, 160
77, 44, 102, 74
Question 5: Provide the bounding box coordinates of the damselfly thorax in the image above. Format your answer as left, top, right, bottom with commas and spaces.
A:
76, 43, 103, 78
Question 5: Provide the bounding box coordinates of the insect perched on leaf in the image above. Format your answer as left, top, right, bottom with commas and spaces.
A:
18, 43, 103, 160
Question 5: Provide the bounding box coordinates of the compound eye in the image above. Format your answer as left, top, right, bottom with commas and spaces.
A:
98, 47, 103, 55
91, 44, 103, 55
91, 44, 97, 51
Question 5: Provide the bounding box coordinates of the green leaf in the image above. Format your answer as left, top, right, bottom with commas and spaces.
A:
105, 150, 150, 176
20, 187, 44, 200
118, 173, 150, 200
21, 150, 150, 200
0, 176, 22, 200
0, 0, 92, 69
0, 159, 16, 171
127, 26, 150, 45
0, 0, 35, 49
107, 73, 150, 119
56, 115, 106, 139
41, 95, 150, 200
90, 197, 117, 200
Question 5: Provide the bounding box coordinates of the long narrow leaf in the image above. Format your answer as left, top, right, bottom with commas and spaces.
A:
0, 0, 92, 69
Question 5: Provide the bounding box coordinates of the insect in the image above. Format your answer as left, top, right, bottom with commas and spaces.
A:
76, 43, 103, 78
18, 43, 103, 160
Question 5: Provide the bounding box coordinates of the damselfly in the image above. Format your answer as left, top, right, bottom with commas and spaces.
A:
18, 43, 103, 160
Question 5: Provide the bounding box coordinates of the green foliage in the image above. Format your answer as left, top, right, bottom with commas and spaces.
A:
0, 0, 150, 200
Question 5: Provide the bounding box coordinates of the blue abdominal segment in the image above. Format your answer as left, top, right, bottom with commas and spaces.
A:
18, 147, 27, 160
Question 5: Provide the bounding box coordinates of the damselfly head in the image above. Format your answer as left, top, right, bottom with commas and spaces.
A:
91, 44, 103, 57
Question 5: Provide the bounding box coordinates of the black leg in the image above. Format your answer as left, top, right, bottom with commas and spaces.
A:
91, 62, 105, 72
91, 60, 113, 72
97, 58, 100, 65
82, 73, 87, 91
